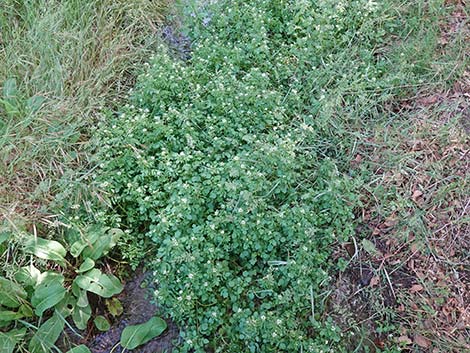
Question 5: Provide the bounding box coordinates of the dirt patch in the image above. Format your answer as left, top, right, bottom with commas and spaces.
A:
348, 108, 469, 351
328, 2, 469, 351
330, 173, 469, 352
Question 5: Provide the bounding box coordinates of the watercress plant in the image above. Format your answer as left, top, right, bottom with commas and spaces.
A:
94, 0, 422, 351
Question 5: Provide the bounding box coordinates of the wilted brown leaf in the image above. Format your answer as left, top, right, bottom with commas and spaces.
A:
397, 336, 413, 345
384, 217, 398, 228
370, 276, 380, 287
410, 284, 424, 293
398, 335, 412, 345
414, 334, 431, 348
417, 95, 439, 106
412, 190, 424, 203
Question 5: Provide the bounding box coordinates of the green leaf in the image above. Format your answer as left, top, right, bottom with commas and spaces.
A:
71, 281, 80, 297
55, 295, 76, 318
69, 225, 103, 258
361, 239, 379, 256
94, 315, 110, 331
81, 228, 123, 261
0, 231, 10, 244
72, 303, 91, 330
0, 98, 19, 116
26, 95, 45, 113
120, 316, 167, 349
71, 281, 90, 308
70, 241, 88, 258
0, 277, 27, 308
74, 269, 122, 298
18, 303, 33, 317
76, 289, 89, 308
3, 78, 17, 98
29, 312, 64, 353
0, 307, 24, 322
24, 237, 67, 266
66, 345, 92, 353
15, 264, 41, 287
0, 328, 26, 353
106, 297, 123, 317
31, 272, 66, 316
76, 258, 95, 273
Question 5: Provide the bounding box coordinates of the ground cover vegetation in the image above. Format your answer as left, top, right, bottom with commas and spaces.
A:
0, 0, 169, 224
326, 2, 469, 352
0, 0, 170, 352
92, 0, 468, 352
1, 0, 468, 352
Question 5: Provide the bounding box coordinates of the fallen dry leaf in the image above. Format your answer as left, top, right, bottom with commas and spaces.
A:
414, 334, 432, 348
410, 284, 424, 293
398, 335, 412, 345
353, 154, 362, 164
418, 95, 439, 106
412, 190, 424, 203
439, 37, 449, 45
384, 217, 398, 228
370, 276, 380, 287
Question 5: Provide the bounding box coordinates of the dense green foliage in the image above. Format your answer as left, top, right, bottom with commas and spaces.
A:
92, 0, 441, 351
0, 226, 123, 353
1, 0, 461, 351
